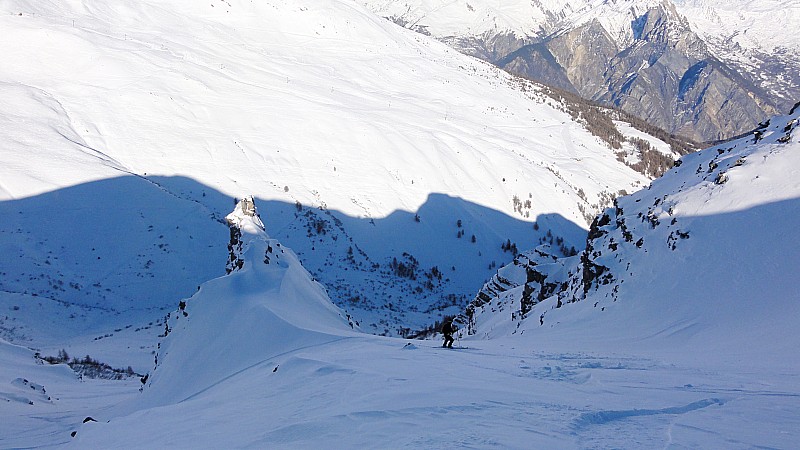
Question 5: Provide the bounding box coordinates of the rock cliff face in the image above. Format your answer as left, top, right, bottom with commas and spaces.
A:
365, 0, 796, 142
534, 4, 777, 142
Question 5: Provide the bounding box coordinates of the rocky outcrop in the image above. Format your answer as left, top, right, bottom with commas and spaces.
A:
225, 196, 263, 274
464, 245, 578, 334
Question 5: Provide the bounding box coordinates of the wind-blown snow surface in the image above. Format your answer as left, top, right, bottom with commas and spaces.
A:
0, 0, 650, 340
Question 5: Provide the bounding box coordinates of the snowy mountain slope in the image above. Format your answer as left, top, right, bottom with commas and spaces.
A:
467, 105, 800, 367
362, 0, 798, 141
48, 201, 796, 449
0, 196, 795, 449
0, 0, 663, 340
0, 79, 231, 347
0, 338, 143, 448
0, 0, 637, 215
1, 1, 798, 447
0, 82, 126, 198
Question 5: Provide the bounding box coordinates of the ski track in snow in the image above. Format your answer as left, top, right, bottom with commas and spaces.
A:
2, 315, 799, 449
178, 336, 353, 404
573, 398, 726, 428
42, 336, 795, 448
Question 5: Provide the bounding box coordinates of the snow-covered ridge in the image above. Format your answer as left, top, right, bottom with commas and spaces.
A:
363, 0, 693, 47
140, 198, 354, 407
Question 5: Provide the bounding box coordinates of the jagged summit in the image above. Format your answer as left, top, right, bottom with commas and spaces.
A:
225, 196, 267, 274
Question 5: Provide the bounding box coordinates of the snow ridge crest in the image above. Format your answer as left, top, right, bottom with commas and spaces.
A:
138, 197, 355, 407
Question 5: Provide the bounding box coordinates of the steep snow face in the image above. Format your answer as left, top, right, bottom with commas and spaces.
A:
0, 82, 127, 199
1, 0, 655, 338
468, 107, 800, 367
140, 199, 354, 407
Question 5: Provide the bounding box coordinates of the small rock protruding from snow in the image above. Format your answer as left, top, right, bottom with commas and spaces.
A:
225, 195, 266, 237
225, 196, 267, 274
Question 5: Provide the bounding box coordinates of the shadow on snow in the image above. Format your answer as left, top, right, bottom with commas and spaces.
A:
0, 174, 586, 337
